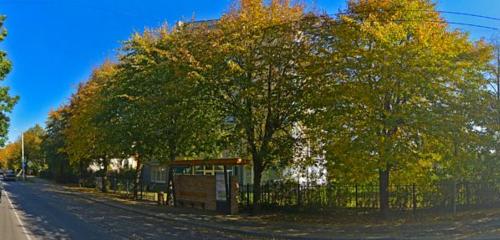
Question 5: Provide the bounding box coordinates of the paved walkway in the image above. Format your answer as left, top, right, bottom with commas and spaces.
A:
38, 177, 500, 240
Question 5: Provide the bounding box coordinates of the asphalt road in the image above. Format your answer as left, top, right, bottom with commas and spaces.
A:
1, 180, 116, 240
0, 180, 251, 240
0, 182, 30, 240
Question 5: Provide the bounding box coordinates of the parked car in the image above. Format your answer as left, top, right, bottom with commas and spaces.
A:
3, 170, 16, 181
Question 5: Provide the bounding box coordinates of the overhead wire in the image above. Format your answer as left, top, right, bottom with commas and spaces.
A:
332, 9, 500, 32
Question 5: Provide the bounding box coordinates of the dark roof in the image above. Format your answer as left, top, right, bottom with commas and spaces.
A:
169, 158, 250, 167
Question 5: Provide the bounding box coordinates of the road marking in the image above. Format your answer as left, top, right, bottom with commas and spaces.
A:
5, 190, 34, 240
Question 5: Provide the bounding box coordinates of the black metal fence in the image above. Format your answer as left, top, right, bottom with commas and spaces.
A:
239, 181, 500, 212
89, 172, 166, 202
84, 172, 500, 213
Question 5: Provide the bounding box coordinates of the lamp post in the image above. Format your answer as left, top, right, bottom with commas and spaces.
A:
12, 128, 26, 180
21, 131, 25, 181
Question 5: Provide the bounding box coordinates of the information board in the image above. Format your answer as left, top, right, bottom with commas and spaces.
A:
215, 173, 227, 201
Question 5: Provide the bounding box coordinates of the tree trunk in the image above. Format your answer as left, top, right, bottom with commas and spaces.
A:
252, 162, 263, 213
379, 167, 390, 215
79, 160, 84, 187
166, 152, 177, 206
133, 157, 143, 200
166, 167, 174, 206
101, 158, 108, 193
59, 160, 65, 183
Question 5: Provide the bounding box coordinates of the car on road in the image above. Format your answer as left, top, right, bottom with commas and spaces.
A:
3, 170, 16, 181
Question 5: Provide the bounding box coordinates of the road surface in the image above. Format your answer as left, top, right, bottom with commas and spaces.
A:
0, 180, 253, 240
0, 182, 30, 240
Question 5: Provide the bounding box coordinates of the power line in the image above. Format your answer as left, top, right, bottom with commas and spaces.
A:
418, 10, 500, 22
328, 14, 499, 31
334, 9, 500, 31
440, 11, 500, 22
395, 19, 499, 31
445, 21, 498, 31
337, 9, 500, 22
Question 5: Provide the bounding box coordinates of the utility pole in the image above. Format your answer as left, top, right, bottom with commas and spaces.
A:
495, 41, 500, 164
21, 131, 25, 181
496, 45, 499, 101
497, 44, 499, 163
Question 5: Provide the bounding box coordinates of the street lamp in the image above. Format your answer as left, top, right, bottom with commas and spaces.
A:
21, 131, 25, 181
13, 128, 26, 181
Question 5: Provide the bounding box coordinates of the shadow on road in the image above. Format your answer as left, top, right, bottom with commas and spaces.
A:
4, 181, 119, 240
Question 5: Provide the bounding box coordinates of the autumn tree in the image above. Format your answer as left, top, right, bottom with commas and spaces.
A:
33, 0, 498, 214
316, 0, 493, 213
0, 127, 44, 174
100, 25, 226, 198
0, 15, 19, 146
194, 0, 322, 210
0, 141, 21, 170
43, 106, 74, 182
65, 62, 118, 192
20, 124, 45, 173
488, 38, 500, 165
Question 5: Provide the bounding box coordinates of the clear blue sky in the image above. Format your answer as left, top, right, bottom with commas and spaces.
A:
0, 0, 498, 142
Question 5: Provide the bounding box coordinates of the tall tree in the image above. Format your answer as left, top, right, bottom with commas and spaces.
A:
102, 26, 225, 198
21, 124, 45, 174
0, 140, 21, 170
43, 106, 74, 182
0, 15, 19, 146
65, 62, 117, 192
195, 0, 321, 210
488, 38, 500, 166
316, 0, 492, 213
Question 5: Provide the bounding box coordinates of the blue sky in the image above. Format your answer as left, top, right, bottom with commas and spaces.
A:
0, 0, 499, 142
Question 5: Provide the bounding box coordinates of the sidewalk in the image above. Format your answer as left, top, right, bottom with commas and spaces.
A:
58, 187, 331, 239
34, 178, 500, 240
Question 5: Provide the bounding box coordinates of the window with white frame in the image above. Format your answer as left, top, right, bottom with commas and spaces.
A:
150, 166, 166, 183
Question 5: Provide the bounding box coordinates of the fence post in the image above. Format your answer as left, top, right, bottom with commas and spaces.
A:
246, 184, 250, 209
355, 184, 359, 208
297, 183, 301, 207
412, 183, 417, 215
452, 181, 457, 215
140, 172, 144, 200
466, 182, 470, 206
267, 184, 270, 204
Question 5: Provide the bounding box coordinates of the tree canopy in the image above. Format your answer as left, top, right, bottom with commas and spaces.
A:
37, 0, 497, 212
0, 15, 19, 147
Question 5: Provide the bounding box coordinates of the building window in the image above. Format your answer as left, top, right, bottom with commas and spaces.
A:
151, 166, 166, 183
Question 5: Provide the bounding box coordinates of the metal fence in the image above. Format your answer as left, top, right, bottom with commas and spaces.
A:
91, 173, 165, 202
85, 173, 500, 213
239, 181, 500, 212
